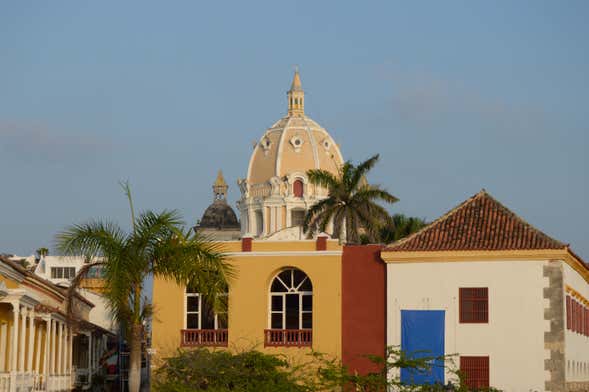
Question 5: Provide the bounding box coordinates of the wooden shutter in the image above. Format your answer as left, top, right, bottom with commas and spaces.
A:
459, 288, 489, 323
460, 356, 489, 389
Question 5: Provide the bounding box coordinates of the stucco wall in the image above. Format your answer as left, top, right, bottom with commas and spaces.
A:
151, 250, 342, 365
563, 263, 589, 384
341, 245, 386, 375
387, 260, 547, 392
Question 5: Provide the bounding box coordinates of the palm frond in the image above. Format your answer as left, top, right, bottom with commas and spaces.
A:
55, 220, 127, 259
350, 154, 380, 189
307, 169, 338, 189
354, 186, 399, 204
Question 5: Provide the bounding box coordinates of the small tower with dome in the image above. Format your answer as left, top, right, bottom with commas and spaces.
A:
237, 70, 344, 239
195, 170, 241, 240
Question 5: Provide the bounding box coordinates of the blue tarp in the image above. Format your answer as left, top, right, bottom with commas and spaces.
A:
400, 310, 445, 385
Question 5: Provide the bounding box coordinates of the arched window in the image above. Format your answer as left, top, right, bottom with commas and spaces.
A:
269, 268, 312, 329
293, 179, 304, 198
183, 286, 228, 347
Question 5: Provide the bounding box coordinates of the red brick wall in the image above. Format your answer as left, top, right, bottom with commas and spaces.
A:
341, 245, 386, 375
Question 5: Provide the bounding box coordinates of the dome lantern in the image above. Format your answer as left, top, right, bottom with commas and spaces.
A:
287, 68, 304, 116
213, 170, 228, 200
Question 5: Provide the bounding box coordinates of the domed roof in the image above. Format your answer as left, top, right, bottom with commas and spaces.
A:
246, 71, 344, 186
199, 199, 240, 229
198, 170, 240, 230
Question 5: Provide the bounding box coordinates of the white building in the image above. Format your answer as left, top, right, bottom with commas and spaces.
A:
33, 256, 115, 333
381, 190, 589, 392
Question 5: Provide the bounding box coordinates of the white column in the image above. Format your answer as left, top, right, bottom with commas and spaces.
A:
50, 319, 56, 375
64, 326, 69, 375
34, 326, 41, 375
9, 302, 19, 392
43, 317, 52, 389
0, 322, 7, 372
68, 328, 73, 383
27, 309, 35, 373
18, 307, 26, 373
87, 333, 93, 386
56, 322, 63, 375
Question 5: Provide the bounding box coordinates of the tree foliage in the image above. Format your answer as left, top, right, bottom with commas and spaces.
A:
362, 213, 428, 244
153, 347, 501, 392
303, 154, 398, 244
55, 183, 234, 392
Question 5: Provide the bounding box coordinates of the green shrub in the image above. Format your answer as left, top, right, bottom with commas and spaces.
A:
154, 349, 306, 392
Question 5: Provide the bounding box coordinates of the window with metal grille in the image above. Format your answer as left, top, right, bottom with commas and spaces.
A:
459, 288, 488, 323
460, 356, 489, 389
291, 209, 305, 227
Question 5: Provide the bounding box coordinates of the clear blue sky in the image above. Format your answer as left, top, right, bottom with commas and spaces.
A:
1, 1, 588, 260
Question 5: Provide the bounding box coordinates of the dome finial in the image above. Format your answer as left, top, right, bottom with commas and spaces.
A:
213, 170, 228, 200
287, 68, 304, 116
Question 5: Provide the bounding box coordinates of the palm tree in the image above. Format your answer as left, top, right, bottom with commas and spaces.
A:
303, 154, 398, 244
56, 183, 233, 392
378, 213, 428, 244
36, 247, 49, 258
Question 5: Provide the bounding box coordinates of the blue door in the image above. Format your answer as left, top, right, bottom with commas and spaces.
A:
400, 310, 445, 385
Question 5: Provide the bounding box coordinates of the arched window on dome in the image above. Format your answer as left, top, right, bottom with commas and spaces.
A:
293, 179, 304, 198
265, 268, 312, 347
182, 285, 228, 347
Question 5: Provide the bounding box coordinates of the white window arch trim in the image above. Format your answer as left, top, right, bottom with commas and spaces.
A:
268, 268, 313, 330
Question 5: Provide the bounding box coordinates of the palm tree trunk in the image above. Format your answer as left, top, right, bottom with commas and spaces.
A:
128, 322, 143, 392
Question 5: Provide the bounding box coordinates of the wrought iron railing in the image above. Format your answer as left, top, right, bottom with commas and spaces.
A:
180, 329, 228, 347
264, 329, 312, 347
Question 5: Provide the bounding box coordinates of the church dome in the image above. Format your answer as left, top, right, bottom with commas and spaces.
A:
246, 70, 344, 186
199, 199, 239, 229
197, 171, 240, 230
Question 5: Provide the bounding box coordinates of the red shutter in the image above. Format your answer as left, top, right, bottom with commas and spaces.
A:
566, 296, 571, 331
575, 301, 580, 333
293, 180, 304, 198
576, 301, 579, 333
583, 306, 587, 336
460, 356, 489, 389
459, 287, 489, 323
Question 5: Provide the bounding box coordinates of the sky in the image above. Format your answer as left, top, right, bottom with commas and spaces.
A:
1, 1, 588, 260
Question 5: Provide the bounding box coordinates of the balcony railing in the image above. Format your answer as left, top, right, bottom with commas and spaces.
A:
181, 329, 228, 347
264, 329, 312, 347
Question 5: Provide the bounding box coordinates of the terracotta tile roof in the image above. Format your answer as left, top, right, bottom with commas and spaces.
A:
385, 190, 566, 252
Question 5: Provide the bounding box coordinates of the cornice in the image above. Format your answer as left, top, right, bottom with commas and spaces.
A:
381, 248, 589, 284
0, 262, 25, 282
225, 250, 342, 257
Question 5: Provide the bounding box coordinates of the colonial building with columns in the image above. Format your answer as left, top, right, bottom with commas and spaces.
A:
0, 256, 111, 391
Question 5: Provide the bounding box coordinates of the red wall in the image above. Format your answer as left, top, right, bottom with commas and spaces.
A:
341, 245, 386, 375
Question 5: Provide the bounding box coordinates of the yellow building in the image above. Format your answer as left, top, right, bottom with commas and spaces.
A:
151, 71, 350, 366
152, 238, 343, 364
0, 256, 111, 392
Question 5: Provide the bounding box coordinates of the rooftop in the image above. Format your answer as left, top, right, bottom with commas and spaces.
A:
385, 190, 566, 252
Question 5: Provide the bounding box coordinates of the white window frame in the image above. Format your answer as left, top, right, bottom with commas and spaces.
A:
268, 268, 312, 330
184, 290, 227, 330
